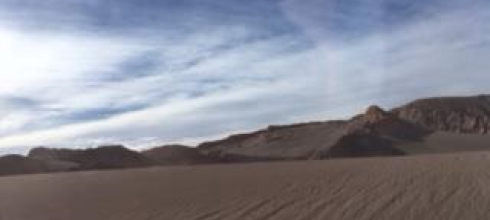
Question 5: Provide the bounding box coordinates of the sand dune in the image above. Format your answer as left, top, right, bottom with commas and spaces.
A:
2, 152, 490, 220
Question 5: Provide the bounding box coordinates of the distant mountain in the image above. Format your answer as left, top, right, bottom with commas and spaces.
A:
197, 95, 490, 160
28, 145, 153, 170
2, 94, 490, 177
142, 145, 218, 165
198, 121, 348, 161
392, 95, 490, 134
319, 105, 430, 158
198, 104, 431, 160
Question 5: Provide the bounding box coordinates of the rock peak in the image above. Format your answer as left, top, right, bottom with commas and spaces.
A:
364, 105, 389, 122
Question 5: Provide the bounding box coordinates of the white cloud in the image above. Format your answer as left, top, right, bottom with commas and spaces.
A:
281, 0, 490, 103
0, 0, 490, 151
0, 27, 147, 95
0, 25, 150, 135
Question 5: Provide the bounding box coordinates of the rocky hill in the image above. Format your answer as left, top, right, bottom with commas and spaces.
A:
198, 95, 490, 160
142, 145, 218, 165
392, 95, 490, 134
28, 145, 153, 170
1, 94, 490, 177
198, 104, 431, 160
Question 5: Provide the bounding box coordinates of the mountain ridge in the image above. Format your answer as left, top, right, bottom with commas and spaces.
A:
1, 94, 490, 176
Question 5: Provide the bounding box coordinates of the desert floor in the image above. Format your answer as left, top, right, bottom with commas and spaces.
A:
2, 152, 490, 220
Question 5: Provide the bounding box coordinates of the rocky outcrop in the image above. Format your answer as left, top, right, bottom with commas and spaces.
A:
28, 145, 154, 170
199, 105, 430, 160
392, 95, 490, 134
314, 106, 430, 159
198, 121, 349, 160
142, 145, 218, 165
364, 105, 391, 123
321, 133, 406, 158
2, 94, 490, 177
69, 145, 154, 170
28, 147, 81, 161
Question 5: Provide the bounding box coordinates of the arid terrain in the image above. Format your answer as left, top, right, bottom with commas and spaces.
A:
1, 95, 490, 220
2, 95, 490, 177
2, 152, 490, 220
1, 0, 490, 218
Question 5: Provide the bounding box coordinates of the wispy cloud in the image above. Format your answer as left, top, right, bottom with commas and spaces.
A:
0, 0, 489, 151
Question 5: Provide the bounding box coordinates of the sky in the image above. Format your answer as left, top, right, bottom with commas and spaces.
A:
0, 0, 489, 153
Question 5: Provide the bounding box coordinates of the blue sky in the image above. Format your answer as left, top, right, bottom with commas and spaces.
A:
0, 0, 489, 153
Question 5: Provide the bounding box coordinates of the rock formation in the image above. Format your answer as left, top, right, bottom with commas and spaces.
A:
392, 95, 490, 134
2, 94, 490, 177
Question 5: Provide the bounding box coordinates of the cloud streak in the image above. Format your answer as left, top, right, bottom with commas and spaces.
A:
0, 0, 489, 152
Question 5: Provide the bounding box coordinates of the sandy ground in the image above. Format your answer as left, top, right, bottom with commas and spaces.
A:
1, 152, 490, 220
398, 132, 490, 155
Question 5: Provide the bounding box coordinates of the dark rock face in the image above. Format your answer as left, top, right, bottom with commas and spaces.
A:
2, 94, 490, 177
392, 95, 490, 134
317, 106, 430, 159
198, 121, 349, 160
28, 147, 81, 161
68, 145, 154, 170
3, 145, 153, 176
28, 145, 154, 170
354, 107, 431, 142
198, 105, 430, 160
364, 105, 391, 123
322, 133, 406, 159
142, 145, 218, 165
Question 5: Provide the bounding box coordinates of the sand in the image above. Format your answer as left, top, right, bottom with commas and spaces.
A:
397, 132, 490, 155
1, 152, 490, 220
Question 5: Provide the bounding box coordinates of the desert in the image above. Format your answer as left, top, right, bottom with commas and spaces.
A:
2, 152, 490, 220
2, 0, 489, 218
1, 95, 490, 219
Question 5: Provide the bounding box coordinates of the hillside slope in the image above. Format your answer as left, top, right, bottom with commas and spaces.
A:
392, 95, 490, 134
198, 95, 490, 160
2, 94, 490, 177
198, 105, 430, 160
